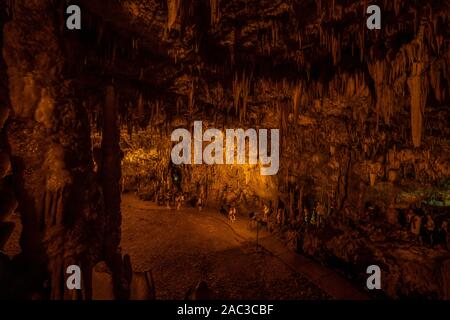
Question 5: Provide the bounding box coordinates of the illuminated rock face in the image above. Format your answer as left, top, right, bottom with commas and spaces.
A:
0, 0, 450, 299
170, 121, 280, 175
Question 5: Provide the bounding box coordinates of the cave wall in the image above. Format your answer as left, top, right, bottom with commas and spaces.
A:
1, 1, 122, 299
114, 0, 450, 298
0, 0, 17, 299
121, 72, 450, 299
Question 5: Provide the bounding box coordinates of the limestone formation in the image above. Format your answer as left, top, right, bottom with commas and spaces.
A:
0, 0, 449, 300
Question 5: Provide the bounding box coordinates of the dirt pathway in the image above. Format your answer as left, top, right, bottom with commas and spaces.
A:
121, 194, 330, 300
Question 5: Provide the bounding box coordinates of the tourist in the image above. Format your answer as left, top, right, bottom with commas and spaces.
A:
437, 221, 448, 250
423, 214, 436, 247
228, 206, 236, 223
197, 196, 203, 211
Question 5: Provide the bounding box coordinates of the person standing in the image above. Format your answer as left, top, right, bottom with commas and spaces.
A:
424, 214, 436, 247
437, 221, 448, 250
197, 196, 203, 211
228, 206, 236, 223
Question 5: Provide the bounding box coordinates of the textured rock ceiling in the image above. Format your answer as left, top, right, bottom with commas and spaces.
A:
79, 0, 448, 65
65, 0, 450, 128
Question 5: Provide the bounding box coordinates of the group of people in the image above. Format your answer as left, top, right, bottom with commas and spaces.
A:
298, 202, 328, 228
219, 205, 237, 223
155, 173, 207, 212
172, 193, 206, 212
403, 208, 448, 249
259, 198, 329, 231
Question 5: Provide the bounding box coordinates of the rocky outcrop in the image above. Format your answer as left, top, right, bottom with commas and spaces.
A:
0, 1, 16, 299
1, 1, 120, 299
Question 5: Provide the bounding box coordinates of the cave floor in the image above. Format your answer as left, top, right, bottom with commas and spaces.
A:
121, 193, 333, 300
4, 193, 365, 300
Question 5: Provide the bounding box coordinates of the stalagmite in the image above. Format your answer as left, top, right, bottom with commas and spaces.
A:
0, 3, 14, 293
43, 144, 72, 228
101, 85, 122, 266
0, 222, 14, 250
130, 271, 156, 300
0, 188, 17, 222
0, 152, 11, 179
92, 262, 115, 300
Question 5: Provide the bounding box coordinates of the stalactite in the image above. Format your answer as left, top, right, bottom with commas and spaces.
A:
241, 72, 251, 122
5, 0, 15, 17
233, 72, 251, 121
111, 41, 117, 65
137, 92, 144, 118
167, 0, 181, 31
279, 100, 288, 132
368, 59, 397, 124
359, 25, 365, 61
271, 21, 278, 48
316, 0, 322, 17
176, 96, 182, 115
210, 0, 220, 28
429, 62, 443, 103
292, 83, 302, 119
407, 62, 428, 148
401, 22, 431, 148
232, 74, 240, 117
331, 32, 341, 65
188, 81, 195, 115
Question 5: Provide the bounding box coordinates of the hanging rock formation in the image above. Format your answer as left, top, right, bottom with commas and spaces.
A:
0, 0, 449, 299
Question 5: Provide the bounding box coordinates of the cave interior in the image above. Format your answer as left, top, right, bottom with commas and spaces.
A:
0, 0, 450, 300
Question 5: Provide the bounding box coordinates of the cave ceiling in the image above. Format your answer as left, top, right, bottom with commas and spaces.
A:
63, 0, 448, 124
